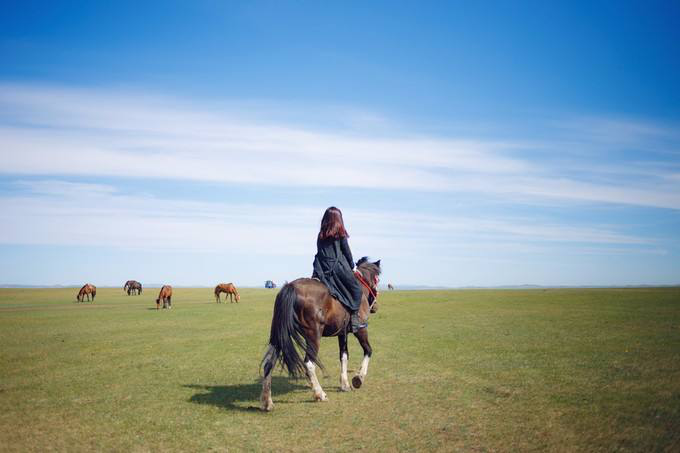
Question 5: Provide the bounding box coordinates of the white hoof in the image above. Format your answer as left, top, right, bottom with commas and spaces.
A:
314, 392, 328, 401
261, 400, 274, 412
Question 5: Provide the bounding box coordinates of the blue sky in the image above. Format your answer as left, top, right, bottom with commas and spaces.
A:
1, 1, 679, 286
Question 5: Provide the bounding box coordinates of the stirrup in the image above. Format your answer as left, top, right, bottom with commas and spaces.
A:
352, 322, 367, 332
350, 314, 367, 333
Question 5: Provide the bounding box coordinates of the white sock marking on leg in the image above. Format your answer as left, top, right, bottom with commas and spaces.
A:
340, 352, 349, 388
359, 355, 370, 377
306, 360, 326, 400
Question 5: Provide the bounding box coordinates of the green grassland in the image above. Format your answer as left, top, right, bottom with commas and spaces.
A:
1, 287, 679, 452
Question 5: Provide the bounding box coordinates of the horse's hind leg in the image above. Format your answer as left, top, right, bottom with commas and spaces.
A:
352, 328, 372, 389
304, 336, 327, 401
305, 358, 327, 401
260, 345, 276, 411
338, 334, 351, 391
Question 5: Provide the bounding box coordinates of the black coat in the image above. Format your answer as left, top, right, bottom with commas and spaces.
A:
312, 237, 362, 311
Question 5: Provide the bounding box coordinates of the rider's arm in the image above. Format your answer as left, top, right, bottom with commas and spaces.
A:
340, 237, 355, 269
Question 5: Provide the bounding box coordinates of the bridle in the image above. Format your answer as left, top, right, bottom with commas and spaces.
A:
354, 270, 379, 309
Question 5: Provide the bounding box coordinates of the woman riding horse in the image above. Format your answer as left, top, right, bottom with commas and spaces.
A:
259, 207, 381, 411
312, 207, 363, 333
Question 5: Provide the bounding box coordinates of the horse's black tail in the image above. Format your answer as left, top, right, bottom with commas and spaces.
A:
261, 284, 318, 379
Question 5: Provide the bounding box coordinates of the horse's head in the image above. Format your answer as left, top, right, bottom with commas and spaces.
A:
356, 257, 381, 311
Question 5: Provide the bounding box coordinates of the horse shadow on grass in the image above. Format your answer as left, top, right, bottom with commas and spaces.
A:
184, 377, 308, 413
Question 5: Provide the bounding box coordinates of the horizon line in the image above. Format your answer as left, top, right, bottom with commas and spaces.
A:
1, 283, 679, 290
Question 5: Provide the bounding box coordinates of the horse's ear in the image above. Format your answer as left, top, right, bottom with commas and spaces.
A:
374, 259, 381, 267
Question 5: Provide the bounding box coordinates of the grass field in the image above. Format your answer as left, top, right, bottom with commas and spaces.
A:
1, 287, 679, 452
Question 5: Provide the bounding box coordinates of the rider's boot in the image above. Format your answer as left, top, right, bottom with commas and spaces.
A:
350, 311, 363, 333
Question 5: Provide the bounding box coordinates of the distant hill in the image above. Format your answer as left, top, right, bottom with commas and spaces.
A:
382, 283, 680, 290
0, 284, 74, 288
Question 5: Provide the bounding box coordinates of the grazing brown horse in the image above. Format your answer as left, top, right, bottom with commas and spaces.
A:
387, 283, 395, 290
214, 283, 240, 303
124, 280, 142, 295
76, 284, 96, 303
260, 257, 381, 411
156, 285, 173, 309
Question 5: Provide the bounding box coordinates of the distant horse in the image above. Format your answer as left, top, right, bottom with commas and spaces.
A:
260, 257, 381, 411
156, 285, 173, 309
387, 283, 395, 290
123, 280, 134, 294
127, 281, 142, 295
76, 284, 96, 303
214, 283, 240, 303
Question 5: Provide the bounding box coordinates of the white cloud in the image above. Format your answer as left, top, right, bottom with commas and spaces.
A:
0, 179, 658, 260
2, 83, 679, 209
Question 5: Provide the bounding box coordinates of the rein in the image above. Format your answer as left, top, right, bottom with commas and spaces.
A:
354, 271, 378, 309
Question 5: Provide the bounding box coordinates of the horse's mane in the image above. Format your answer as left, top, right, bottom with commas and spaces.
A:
356, 256, 381, 281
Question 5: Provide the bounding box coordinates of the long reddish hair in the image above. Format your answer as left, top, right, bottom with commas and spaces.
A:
318, 206, 349, 240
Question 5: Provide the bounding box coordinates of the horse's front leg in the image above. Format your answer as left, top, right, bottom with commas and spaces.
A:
352, 328, 372, 389
338, 334, 351, 391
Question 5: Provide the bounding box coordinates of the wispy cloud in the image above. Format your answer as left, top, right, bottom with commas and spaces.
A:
553, 116, 680, 152
0, 179, 660, 260
1, 83, 679, 209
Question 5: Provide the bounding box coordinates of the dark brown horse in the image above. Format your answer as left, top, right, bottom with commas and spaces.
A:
387, 283, 395, 290
260, 257, 381, 411
125, 280, 142, 295
156, 285, 172, 309
214, 283, 240, 303
123, 280, 134, 294
76, 284, 96, 303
